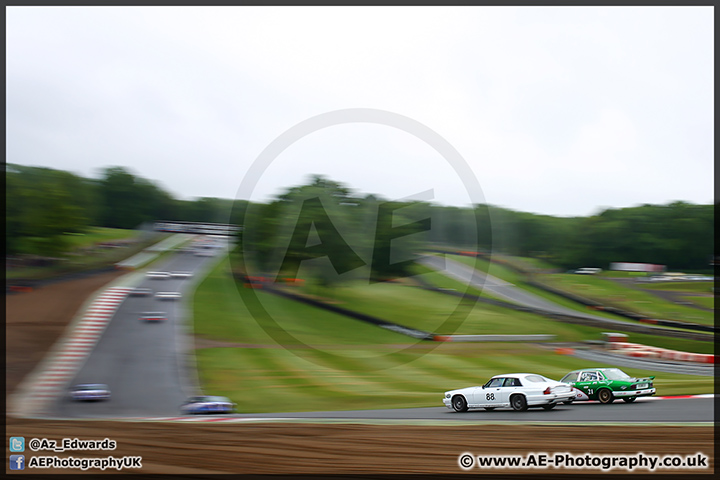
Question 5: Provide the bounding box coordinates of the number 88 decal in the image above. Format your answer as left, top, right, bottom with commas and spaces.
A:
486, 393, 495, 401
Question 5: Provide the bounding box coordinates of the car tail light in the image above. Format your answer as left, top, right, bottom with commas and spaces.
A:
543, 387, 551, 395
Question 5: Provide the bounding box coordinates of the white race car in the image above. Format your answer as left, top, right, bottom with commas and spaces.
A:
181, 395, 236, 415
155, 291, 182, 300
146, 271, 171, 280
129, 287, 153, 297
170, 271, 193, 279
443, 373, 574, 412
70, 383, 111, 401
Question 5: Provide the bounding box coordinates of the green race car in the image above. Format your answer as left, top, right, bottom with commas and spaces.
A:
560, 368, 656, 404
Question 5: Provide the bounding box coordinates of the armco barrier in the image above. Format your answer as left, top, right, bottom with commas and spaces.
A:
260, 283, 435, 341
238, 274, 554, 343
433, 334, 555, 342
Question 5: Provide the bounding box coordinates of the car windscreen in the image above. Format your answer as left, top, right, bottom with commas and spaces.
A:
206, 397, 230, 403
601, 369, 632, 380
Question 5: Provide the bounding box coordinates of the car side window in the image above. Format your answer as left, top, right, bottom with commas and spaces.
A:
503, 378, 521, 387
486, 378, 504, 388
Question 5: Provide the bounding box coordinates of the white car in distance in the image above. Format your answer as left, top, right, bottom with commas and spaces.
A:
443, 373, 574, 412
70, 383, 111, 401
170, 271, 193, 279
146, 271, 171, 280
155, 291, 182, 301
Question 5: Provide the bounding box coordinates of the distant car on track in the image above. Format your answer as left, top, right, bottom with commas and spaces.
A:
443, 373, 574, 412
573, 267, 602, 275
181, 395, 236, 415
140, 311, 167, 322
170, 271, 193, 279
560, 368, 656, 404
683, 275, 713, 281
129, 287, 153, 297
146, 271, 171, 280
155, 291, 181, 300
70, 384, 111, 401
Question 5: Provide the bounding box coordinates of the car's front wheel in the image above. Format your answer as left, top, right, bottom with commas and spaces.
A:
622, 397, 637, 403
452, 395, 468, 413
510, 394, 528, 411
597, 389, 614, 404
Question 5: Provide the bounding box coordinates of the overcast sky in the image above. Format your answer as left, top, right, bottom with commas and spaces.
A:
6, 6, 714, 217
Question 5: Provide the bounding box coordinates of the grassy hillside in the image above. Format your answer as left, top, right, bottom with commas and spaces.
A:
191, 257, 714, 413
537, 274, 713, 326
445, 253, 714, 326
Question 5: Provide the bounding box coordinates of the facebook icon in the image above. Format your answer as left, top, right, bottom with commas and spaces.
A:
10, 454, 25, 470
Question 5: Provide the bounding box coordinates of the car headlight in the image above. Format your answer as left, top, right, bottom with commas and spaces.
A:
445, 394, 451, 399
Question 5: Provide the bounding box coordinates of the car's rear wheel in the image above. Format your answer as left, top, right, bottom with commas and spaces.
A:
542, 403, 556, 410
597, 388, 614, 404
452, 395, 468, 413
623, 397, 637, 403
510, 394, 528, 411
484, 407, 495, 411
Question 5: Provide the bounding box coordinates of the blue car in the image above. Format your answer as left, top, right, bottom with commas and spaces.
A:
70, 384, 111, 401
181, 395, 236, 414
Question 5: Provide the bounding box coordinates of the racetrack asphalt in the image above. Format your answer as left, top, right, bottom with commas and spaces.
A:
47, 243, 224, 418
225, 396, 714, 424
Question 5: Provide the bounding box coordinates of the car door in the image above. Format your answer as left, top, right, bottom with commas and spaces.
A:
481, 378, 505, 406
561, 371, 588, 401
574, 371, 600, 399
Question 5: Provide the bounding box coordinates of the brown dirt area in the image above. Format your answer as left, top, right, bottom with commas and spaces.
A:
5, 272, 715, 475
5, 421, 714, 475
5, 270, 125, 394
